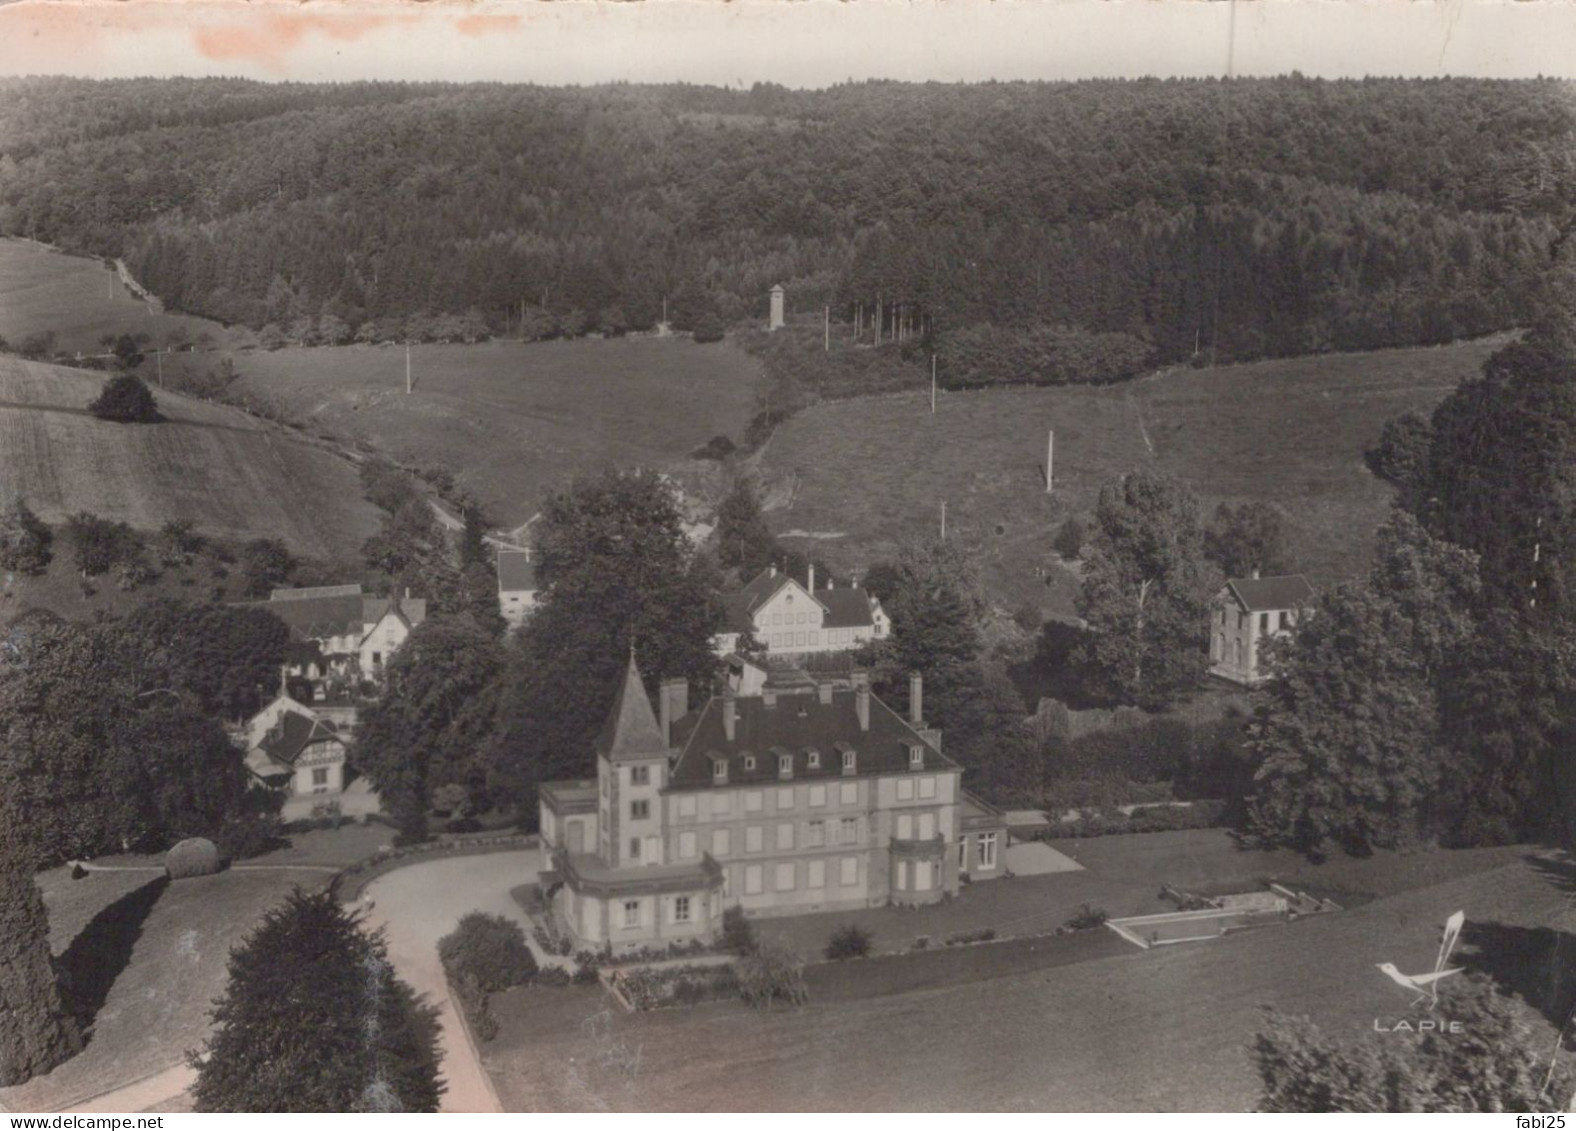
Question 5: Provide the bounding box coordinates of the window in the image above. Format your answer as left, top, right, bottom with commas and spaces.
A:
711, 792, 731, 816
772, 613, 782, 626
745, 790, 763, 812
776, 823, 794, 850
371, 651, 382, 667
842, 748, 857, 774
1238, 611, 1247, 630
896, 813, 913, 840
713, 760, 728, 784
809, 783, 826, 806
839, 857, 858, 886
839, 817, 858, 845
312, 767, 329, 787
840, 783, 858, 805
628, 838, 641, 861
778, 754, 793, 780
808, 859, 826, 889
808, 751, 821, 770
630, 799, 649, 820
958, 836, 969, 869
746, 826, 763, 853
623, 900, 641, 928
978, 832, 998, 871
810, 632, 819, 646
897, 778, 915, 801
744, 755, 756, 772
673, 896, 691, 923
919, 776, 936, 800
908, 744, 924, 769
796, 632, 806, 646
1278, 610, 1288, 630
677, 795, 697, 818
630, 765, 650, 786
776, 786, 794, 810
1260, 612, 1269, 632
679, 831, 697, 859
775, 862, 795, 892
918, 812, 936, 840
744, 865, 764, 895
711, 828, 731, 857
807, 819, 825, 847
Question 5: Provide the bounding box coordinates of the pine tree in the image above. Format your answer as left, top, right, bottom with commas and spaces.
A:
0, 810, 82, 1086
192, 890, 443, 1113
0, 496, 53, 576
714, 476, 779, 579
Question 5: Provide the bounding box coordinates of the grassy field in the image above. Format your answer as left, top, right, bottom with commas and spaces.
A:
0, 356, 379, 565
484, 844, 1569, 1111
0, 239, 232, 360
0, 865, 320, 1113
229, 336, 767, 528
760, 335, 1511, 617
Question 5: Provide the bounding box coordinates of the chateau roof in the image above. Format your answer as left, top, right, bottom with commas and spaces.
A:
668, 685, 955, 790
1223, 575, 1316, 613
594, 652, 672, 763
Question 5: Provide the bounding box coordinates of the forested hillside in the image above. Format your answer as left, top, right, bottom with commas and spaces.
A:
1, 76, 1571, 375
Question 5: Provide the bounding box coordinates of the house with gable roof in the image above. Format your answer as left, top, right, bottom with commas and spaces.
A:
1209, 571, 1316, 685
249, 584, 427, 688
537, 651, 1003, 952
238, 690, 379, 819
712, 565, 889, 659
496, 547, 538, 628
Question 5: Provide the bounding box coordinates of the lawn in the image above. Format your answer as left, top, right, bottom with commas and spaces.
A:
0, 355, 379, 567
0, 864, 329, 1113
760, 335, 1511, 616
484, 849, 1572, 1111
229, 335, 767, 528
0, 238, 232, 360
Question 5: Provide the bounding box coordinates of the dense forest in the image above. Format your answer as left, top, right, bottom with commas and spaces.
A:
1, 76, 1572, 375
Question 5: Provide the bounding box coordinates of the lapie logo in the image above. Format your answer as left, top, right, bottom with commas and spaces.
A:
1371, 910, 1469, 1034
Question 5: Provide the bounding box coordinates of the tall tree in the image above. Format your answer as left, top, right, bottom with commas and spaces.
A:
1204, 501, 1294, 579
1075, 471, 1213, 709
192, 890, 443, 1113
0, 807, 82, 1086
1244, 511, 1479, 856
352, 615, 504, 839
485, 470, 721, 807
126, 599, 291, 720
714, 476, 779, 580
0, 496, 53, 576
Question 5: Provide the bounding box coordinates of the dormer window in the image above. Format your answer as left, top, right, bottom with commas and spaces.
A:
744, 754, 756, 772
841, 747, 856, 775
778, 753, 793, 779
908, 743, 923, 770
807, 749, 821, 770
712, 759, 728, 783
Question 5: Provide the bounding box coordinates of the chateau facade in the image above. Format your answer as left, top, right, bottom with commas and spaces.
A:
538, 654, 987, 952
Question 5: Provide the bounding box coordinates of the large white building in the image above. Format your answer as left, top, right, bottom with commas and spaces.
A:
712, 566, 889, 659
1208, 572, 1315, 685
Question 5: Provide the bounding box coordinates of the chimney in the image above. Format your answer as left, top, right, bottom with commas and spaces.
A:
723, 690, 737, 742
817, 681, 832, 705
763, 687, 777, 709
768, 565, 777, 578
909, 672, 923, 725
1251, 567, 1260, 580
853, 670, 870, 732
659, 677, 688, 746
808, 563, 815, 593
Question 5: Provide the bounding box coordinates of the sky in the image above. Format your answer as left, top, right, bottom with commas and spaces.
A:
1, 0, 1574, 87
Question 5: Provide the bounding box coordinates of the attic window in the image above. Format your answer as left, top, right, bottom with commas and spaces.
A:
744, 754, 756, 772
908, 743, 923, 769
778, 753, 793, 779
841, 748, 856, 775
712, 760, 728, 783
807, 749, 821, 770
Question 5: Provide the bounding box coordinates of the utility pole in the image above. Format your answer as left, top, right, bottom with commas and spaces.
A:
405, 343, 412, 395
1046, 428, 1054, 493
930, 354, 937, 414
940, 500, 947, 540
824, 306, 830, 352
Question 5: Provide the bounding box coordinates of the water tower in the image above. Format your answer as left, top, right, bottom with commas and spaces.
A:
768, 284, 785, 331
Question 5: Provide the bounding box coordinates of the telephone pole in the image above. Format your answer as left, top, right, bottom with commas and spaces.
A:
405, 343, 412, 395
1045, 428, 1054, 493
930, 354, 937, 414
940, 500, 947, 540
824, 306, 830, 352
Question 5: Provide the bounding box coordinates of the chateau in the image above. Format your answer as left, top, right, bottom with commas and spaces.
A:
538, 653, 1003, 952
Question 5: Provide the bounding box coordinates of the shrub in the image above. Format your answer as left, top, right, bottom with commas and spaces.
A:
452, 972, 498, 1042
64, 512, 143, 577
1064, 904, 1109, 931
571, 949, 602, 985
690, 434, 737, 461
1053, 516, 1086, 560
737, 946, 808, 1011
721, 905, 757, 956
238, 538, 296, 597
0, 498, 52, 576
17, 330, 56, 360
165, 837, 222, 880
437, 913, 537, 993
692, 312, 725, 343
217, 814, 285, 861
534, 966, 572, 988
88, 374, 161, 423
824, 924, 873, 960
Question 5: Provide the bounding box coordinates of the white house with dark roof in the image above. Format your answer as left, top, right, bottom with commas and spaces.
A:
1209, 572, 1316, 685
712, 565, 889, 659
250, 585, 427, 684
537, 652, 1003, 952
496, 547, 538, 628
238, 692, 380, 820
